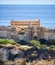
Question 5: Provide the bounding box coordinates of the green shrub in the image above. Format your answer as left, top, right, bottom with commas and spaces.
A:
49, 45, 55, 51
0, 39, 6, 44
0, 39, 16, 45
6, 39, 16, 45
30, 40, 41, 47
15, 43, 20, 46
41, 44, 49, 50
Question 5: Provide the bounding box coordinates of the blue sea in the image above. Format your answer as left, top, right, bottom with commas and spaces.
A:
0, 5, 55, 28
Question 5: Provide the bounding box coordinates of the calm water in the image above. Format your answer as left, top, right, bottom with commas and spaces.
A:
0, 5, 55, 27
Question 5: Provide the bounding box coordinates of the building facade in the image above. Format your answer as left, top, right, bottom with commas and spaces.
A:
11, 20, 40, 40
39, 27, 55, 40
44, 28, 55, 40
11, 20, 40, 31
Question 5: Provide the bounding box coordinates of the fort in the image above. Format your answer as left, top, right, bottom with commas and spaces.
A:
0, 20, 55, 41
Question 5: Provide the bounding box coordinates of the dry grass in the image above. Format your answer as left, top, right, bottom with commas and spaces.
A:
3, 59, 55, 65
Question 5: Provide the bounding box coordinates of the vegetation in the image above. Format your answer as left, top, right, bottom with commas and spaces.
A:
39, 39, 48, 45
30, 40, 41, 47
48, 39, 55, 45
0, 39, 55, 63
40, 44, 49, 50
29, 40, 55, 51
0, 38, 55, 53
0, 39, 15, 45
49, 45, 55, 51
0, 39, 20, 46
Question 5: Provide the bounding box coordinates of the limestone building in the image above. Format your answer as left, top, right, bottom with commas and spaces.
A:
11, 20, 40, 40
11, 20, 40, 30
